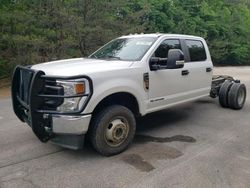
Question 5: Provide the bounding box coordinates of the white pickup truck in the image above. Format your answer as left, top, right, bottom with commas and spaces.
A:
12, 34, 247, 156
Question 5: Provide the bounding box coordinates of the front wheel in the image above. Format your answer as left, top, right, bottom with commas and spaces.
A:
89, 105, 136, 156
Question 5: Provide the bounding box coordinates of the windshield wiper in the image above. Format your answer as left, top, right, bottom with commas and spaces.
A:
91, 54, 98, 59
104, 55, 121, 60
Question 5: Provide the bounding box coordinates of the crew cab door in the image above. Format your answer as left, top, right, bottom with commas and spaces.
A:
181, 39, 213, 99
147, 38, 212, 112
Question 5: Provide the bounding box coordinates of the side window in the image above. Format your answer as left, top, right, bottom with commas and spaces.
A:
154, 39, 181, 58
186, 40, 207, 62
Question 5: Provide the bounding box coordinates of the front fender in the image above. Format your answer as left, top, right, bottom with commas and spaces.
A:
82, 78, 147, 116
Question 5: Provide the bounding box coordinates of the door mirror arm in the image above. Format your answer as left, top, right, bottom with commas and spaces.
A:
149, 57, 168, 71
149, 57, 159, 71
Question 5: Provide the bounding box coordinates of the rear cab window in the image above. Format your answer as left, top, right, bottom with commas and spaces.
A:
185, 40, 207, 62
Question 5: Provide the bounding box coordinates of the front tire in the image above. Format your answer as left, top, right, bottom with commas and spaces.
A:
89, 105, 136, 156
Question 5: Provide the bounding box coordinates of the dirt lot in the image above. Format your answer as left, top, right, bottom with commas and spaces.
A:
0, 67, 250, 188
0, 78, 10, 98
0, 87, 10, 98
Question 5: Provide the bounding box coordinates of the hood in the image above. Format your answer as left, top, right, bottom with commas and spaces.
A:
31, 58, 134, 76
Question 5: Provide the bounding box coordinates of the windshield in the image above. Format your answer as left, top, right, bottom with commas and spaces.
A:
89, 37, 157, 61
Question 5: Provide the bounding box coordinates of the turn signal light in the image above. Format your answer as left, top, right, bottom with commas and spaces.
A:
75, 83, 85, 94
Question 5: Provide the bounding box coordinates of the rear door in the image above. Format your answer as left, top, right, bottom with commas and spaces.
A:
181, 39, 213, 97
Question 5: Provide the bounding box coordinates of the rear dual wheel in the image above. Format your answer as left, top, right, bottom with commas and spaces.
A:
219, 80, 233, 108
228, 83, 246, 110
219, 81, 246, 110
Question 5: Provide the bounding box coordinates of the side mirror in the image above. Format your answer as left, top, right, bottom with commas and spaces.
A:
149, 57, 160, 71
167, 49, 185, 69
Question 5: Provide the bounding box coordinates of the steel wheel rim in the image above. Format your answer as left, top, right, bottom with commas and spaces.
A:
104, 116, 129, 147
238, 88, 245, 105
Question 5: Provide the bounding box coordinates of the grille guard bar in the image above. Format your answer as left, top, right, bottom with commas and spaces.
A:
11, 65, 93, 142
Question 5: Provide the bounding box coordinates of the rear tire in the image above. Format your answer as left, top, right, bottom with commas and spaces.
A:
228, 83, 246, 110
89, 105, 136, 156
219, 80, 233, 108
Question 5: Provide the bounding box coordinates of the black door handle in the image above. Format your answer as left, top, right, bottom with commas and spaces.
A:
182, 70, 189, 76
206, 67, 212, 72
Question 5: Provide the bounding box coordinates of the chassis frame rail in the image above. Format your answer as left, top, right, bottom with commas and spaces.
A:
210, 75, 239, 98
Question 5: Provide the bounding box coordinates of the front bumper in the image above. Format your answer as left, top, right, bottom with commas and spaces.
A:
50, 114, 92, 150
11, 65, 93, 143
52, 114, 92, 134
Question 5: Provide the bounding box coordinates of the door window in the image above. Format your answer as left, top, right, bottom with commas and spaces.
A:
154, 39, 181, 58
186, 40, 207, 62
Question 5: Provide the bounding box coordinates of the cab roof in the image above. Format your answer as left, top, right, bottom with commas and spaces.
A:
119, 33, 204, 40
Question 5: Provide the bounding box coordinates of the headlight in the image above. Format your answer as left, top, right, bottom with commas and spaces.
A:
56, 79, 89, 112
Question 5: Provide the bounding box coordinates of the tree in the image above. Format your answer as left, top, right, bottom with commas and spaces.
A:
0, 0, 250, 78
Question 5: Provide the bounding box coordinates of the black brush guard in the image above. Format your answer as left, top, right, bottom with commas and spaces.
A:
11, 65, 93, 142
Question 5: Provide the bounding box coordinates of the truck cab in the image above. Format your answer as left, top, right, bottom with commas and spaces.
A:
11, 34, 246, 156
143, 34, 213, 112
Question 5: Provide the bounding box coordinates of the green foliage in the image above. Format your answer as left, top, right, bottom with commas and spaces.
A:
0, 0, 250, 77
